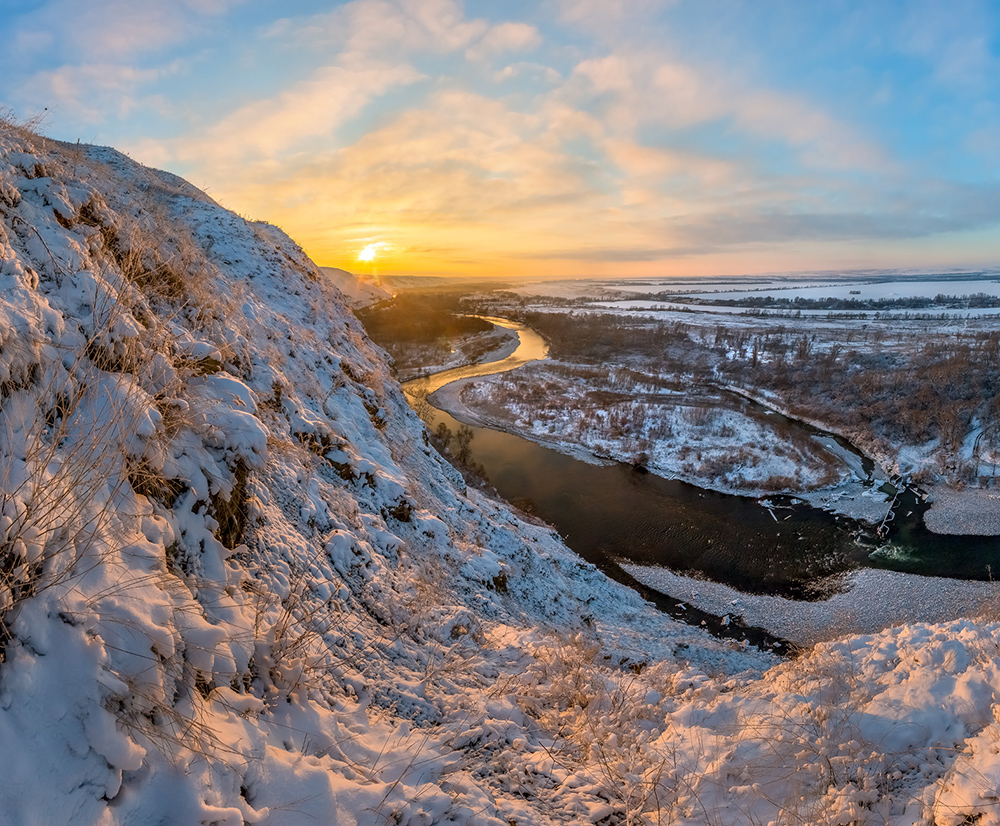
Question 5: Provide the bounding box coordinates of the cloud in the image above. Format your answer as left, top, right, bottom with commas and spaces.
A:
552, 0, 674, 37
3, 0, 249, 130
602, 139, 739, 210
495, 62, 562, 85
35, 0, 990, 276
270, 0, 489, 61
272, 1, 541, 73
899, 0, 998, 91
21, 62, 181, 123
168, 62, 423, 166
733, 91, 889, 172
466, 22, 542, 61
8, 0, 243, 63
192, 88, 620, 268
566, 51, 889, 172
173, 63, 950, 274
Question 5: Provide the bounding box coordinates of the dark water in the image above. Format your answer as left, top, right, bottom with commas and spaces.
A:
418, 398, 1000, 604
424, 403, 863, 600
401, 321, 1000, 604
866, 486, 1000, 579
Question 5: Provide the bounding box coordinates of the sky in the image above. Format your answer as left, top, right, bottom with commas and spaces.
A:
2, 0, 1000, 279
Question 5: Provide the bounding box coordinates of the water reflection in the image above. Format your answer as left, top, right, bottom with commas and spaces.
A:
403, 316, 548, 400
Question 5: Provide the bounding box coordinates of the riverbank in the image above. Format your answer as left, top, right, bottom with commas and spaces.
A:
450, 365, 999, 536
428, 377, 612, 467
395, 326, 517, 382
924, 488, 1000, 536
413, 318, 1000, 650
445, 365, 900, 524
432, 375, 910, 534
620, 563, 1000, 646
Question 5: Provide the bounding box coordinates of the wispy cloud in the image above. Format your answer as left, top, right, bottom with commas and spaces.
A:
168, 63, 423, 166
4, 0, 996, 276
3, 0, 244, 125
9, 0, 241, 62
466, 22, 542, 62
20, 63, 181, 123
566, 52, 889, 173
900, 0, 998, 91
269, 0, 490, 61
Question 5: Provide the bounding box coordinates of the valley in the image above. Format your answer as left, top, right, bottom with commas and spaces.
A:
361, 275, 1000, 645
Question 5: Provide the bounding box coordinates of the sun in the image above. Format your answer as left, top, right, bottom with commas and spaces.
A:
357, 242, 387, 262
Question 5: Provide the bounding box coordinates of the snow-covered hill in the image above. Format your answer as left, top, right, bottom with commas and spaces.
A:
0, 119, 998, 824
319, 266, 392, 308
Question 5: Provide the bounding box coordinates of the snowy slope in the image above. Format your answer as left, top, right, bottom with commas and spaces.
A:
0, 121, 998, 824
319, 266, 392, 308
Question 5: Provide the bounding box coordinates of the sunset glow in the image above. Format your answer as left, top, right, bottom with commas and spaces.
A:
357, 242, 387, 262
2, 1, 999, 278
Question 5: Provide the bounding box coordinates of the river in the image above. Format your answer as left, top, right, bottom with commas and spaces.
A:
402, 318, 1000, 616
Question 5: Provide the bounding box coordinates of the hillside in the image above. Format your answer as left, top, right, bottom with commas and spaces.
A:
0, 119, 999, 824
319, 266, 392, 308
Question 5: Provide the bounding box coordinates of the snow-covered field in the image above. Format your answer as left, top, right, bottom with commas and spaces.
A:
679, 277, 1000, 302
5, 122, 1000, 824
592, 298, 1000, 318
508, 272, 1000, 301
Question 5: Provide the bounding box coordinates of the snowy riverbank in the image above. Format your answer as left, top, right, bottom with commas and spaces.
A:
924, 488, 1000, 536
621, 563, 1000, 646
394, 326, 518, 382
445, 367, 905, 526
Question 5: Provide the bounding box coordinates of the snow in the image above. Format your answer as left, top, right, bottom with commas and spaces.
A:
318, 266, 392, 308
4, 123, 1000, 824
924, 488, 1000, 535
592, 298, 1000, 318
620, 563, 1000, 645
456, 362, 857, 497
680, 277, 1000, 302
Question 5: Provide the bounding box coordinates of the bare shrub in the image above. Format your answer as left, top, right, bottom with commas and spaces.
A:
681, 404, 718, 427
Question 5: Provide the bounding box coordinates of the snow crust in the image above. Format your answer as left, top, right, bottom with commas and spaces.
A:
1, 125, 999, 824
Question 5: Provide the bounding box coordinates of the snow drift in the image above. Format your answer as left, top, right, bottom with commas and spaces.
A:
0, 118, 998, 825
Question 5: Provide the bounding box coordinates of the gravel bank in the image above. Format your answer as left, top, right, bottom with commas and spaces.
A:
924, 487, 1000, 536
620, 563, 1000, 646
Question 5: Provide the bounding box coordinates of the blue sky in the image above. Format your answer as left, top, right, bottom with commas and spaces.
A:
2, 0, 998, 277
